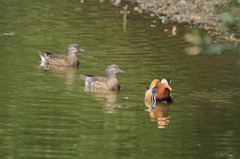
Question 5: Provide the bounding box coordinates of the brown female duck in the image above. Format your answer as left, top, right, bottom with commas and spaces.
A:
145, 78, 173, 103
36, 44, 85, 66
80, 64, 125, 90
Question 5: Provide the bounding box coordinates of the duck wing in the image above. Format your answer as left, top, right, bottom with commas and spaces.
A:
80, 75, 108, 84
37, 51, 68, 64
37, 51, 67, 59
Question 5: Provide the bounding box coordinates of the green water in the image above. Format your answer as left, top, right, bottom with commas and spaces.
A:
0, 0, 240, 159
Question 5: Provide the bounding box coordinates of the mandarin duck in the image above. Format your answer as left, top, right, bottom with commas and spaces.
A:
80, 64, 124, 90
145, 78, 173, 103
36, 44, 85, 66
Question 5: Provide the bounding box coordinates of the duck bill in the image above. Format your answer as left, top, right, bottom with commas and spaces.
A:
167, 85, 172, 91
78, 48, 85, 52
118, 69, 125, 73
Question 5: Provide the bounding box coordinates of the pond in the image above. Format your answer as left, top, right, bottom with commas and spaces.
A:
0, 0, 239, 159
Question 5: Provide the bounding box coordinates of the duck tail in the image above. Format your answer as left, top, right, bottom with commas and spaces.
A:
79, 74, 86, 80
36, 50, 48, 63
36, 50, 44, 55
80, 75, 94, 85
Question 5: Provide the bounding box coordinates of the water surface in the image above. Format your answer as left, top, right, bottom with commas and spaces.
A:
0, 0, 239, 159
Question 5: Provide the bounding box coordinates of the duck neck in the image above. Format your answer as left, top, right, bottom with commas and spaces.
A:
68, 50, 77, 57
106, 72, 116, 79
156, 84, 170, 98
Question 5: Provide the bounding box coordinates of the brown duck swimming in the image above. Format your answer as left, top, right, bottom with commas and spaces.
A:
80, 64, 125, 90
145, 78, 173, 103
37, 44, 85, 66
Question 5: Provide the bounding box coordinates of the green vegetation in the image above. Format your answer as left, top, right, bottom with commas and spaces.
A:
219, 13, 238, 32
185, 29, 236, 55
227, 0, 240, 7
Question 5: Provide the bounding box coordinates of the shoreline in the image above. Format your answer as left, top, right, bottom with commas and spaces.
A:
113, 0, 240, 44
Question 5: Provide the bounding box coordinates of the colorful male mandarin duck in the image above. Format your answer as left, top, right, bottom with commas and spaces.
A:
145, 78, 173, 103
37, 44, 85, 66
80, 64, 125, 91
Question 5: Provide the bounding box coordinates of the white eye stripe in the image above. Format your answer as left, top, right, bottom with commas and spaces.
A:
109, 68, 118, 71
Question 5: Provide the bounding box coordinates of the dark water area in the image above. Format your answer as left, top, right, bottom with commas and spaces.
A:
0, 0, 240, 159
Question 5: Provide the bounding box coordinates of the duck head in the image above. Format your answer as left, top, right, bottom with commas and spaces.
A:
67, 44, 85, 55
160, 78, 172, 91
105, 64, 125, 78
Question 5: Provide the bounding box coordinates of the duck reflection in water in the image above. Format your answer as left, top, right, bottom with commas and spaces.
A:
38, 64, 78, 85
145, 100, 171, 129
84, 87, 122, 113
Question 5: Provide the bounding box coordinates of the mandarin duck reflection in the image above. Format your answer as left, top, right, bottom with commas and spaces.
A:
80, 64, 125, 91
145, 100, 171, 129
36, 44, 85, 66
145, 78, 173, 103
